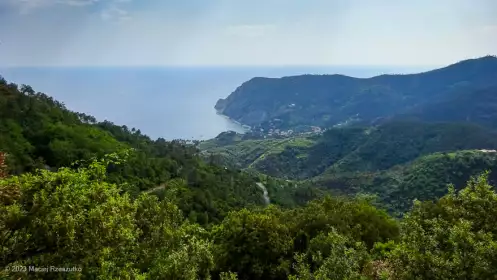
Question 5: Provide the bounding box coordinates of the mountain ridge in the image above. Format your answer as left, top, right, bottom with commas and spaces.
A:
215, 55, 497, 130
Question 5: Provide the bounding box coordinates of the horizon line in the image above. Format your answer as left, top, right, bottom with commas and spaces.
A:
0, 64, 439, 69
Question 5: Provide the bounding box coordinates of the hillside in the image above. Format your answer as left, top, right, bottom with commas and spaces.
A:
0, 76, 319, 225
201, 121, 497, 179
313, 150, 497, 212
3, 77, 497, 279
199, 131, 318, 171
392, 85, 497, 127
200, 121, 497, 213
215, 56, 497, 130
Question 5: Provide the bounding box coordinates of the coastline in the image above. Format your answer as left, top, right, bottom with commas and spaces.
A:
216, 110, 252, 132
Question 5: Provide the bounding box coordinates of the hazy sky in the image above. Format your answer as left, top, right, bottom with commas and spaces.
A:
0, 0, 496, 66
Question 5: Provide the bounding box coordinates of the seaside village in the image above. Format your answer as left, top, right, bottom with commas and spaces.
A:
242, 123, 323, 139
262, 126, 323, 137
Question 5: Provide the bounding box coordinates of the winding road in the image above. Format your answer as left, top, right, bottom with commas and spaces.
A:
256, 182, 270, 205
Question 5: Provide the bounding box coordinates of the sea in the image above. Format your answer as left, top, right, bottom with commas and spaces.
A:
0, 66, 431, 140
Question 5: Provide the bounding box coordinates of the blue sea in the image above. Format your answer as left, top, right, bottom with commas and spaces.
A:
0, 66, 431, 140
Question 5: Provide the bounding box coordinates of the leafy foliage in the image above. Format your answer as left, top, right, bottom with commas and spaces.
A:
1, 148, 497, 279
388, 173, 497, 279
289, 231, 369, 280
210, 195, 398, 280
0, 77, 275, 226
211, 206, 294, 279
0, 154, 215, 279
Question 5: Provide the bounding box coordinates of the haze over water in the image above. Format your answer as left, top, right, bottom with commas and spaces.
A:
0, 66, 430, 140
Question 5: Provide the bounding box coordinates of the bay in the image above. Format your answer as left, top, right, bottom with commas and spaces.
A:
0, 65, 430, 140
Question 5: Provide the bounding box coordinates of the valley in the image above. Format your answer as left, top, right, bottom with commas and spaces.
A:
200, 120, 497, 213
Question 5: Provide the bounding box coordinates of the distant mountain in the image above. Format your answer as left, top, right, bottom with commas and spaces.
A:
215, 56, 497, 129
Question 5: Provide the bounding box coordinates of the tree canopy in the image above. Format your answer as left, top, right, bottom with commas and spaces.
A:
2, 154, 497, 279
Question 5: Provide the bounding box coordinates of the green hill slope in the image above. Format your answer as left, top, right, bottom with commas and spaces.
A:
393, 85, 497, 128
201, 121, 497, 180
314, 150, 497, 212
201, 122, 497, 212
0, 76, 313, 225
215, 56, 497, 130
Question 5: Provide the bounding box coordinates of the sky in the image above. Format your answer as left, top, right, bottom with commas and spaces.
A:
0, 0, 496, 67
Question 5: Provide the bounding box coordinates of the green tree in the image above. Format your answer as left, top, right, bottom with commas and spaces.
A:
211, 206, 294, 280
289, 230, 369, 280
0, 154, 216, 279
389, 173, 497, 279
0, 154, 141, 279
290, 196, 399, 250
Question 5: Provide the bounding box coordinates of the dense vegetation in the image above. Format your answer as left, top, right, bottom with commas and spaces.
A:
201, 122, 497, 212
215, 56, 497, 130
201, 122, 497, 178
2, 153, 497, 279
393, 85, 497, 127
314, 150, 497, 213
0, 77, 319, 227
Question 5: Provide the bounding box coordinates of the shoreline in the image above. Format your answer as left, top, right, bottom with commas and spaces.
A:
216, 110, 252, 132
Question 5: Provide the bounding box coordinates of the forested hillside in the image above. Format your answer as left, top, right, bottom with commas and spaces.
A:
0, 76, 316, 226
201, 122, 497, 212
2, 76, 497, 279
215, 56, 497, 130
313, 150, 497, 212
393, 85, 497, 127
201, 122, 497, 178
